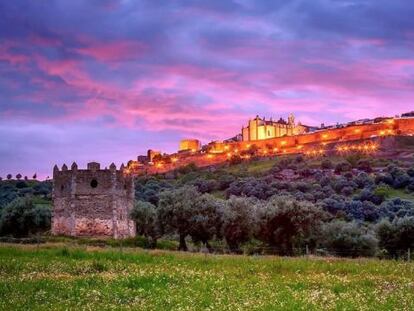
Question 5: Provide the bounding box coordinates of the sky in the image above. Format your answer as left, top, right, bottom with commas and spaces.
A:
1, 0, 414, 179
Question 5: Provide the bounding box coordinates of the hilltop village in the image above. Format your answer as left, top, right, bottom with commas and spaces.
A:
126, 112, 414, 175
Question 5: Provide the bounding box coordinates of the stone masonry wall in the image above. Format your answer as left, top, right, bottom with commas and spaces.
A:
52, 162, 135, 239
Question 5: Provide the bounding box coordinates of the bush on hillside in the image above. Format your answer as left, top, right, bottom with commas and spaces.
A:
354, 172, 374, 189
334, 162, 352, 174
378, 199, 414, 220
357, 159, 372, 173
191, 178, 218, 193
321, 159, 333, 169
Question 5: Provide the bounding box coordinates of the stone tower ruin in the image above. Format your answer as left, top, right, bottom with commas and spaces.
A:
52, 162, 136, 239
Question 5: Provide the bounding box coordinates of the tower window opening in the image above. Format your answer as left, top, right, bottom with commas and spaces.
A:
90, 179, 98, 188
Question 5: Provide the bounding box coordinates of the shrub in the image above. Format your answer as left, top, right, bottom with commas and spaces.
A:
377, 217, 414, 258
321, 159, 333, 169
294, 182, 311, 193
229, 155, 242, 165
355, 187, 384, 205
344, 171, 354, 180
378, 199, 414, 220
15, 181, 28, 189
357, 159, 372, 173
256, 196, 325, 255
344, 200, 379, 222
294, 155, 304, 163
191, 178, 218, 193
346, 154, 363, 168
333, 177, 353, 194
227, 178, 274, 200
373, 185, 391, 201
354, 172, 374, 189
321, 221, 377, 257
319, 176, 331, 187
217, 174, 235, 190
341, 186, 354, 196
393, 174, 411, 189
177, 162, 198, 175
320, 195, 346, 216
298, 167, 312, 178
375, 173, 394, 186
408, 179, 414, 192
0, 197, 51, 237
334, 162, 352, 174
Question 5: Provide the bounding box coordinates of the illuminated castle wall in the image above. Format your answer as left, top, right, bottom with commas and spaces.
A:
179, 139, 201, 152
138, 117, 414, 175
242, 114, 309, 141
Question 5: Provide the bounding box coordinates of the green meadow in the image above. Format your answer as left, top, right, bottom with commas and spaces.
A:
1, 244, 413, 310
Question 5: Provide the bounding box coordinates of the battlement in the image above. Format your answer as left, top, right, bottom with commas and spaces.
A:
52, 162, 135, 239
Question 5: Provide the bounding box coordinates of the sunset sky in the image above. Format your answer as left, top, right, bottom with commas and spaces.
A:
1, 0, 414, 178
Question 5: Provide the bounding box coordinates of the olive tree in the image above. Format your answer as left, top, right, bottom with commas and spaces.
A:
0, 197, 51, 237
321, 221, 378, 257
130, 200, 160, 248
157, 186, 198, 251
221, 196, 257, 252
188, 193, 224, 251
377, 217, 414, 258
256, 196, 325, 255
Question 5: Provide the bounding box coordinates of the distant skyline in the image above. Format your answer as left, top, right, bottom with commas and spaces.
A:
1, 0, 414, 178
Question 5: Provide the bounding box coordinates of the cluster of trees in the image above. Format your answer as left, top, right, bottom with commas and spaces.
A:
1, 155, 413, 258
0, 180, 52, 237
131, 185, 414, 257
0, 174, 38, 181
0, 197, 51, 237
131, 187, 326, 255
130, 157, 414, 257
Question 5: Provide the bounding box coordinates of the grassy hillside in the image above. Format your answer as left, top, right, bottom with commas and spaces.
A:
0, 244, 413, 311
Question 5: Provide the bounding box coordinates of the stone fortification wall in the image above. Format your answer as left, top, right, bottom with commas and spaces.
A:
144, 118, 414, 174
52, 162, 135, 239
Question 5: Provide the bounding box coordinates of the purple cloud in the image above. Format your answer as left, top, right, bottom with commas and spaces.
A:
0, 0, 413, 178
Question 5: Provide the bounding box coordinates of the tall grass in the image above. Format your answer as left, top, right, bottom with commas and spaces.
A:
0, 244, 414, 310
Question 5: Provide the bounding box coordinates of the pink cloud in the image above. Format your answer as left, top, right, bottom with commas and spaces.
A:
74, 40, 147, 62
